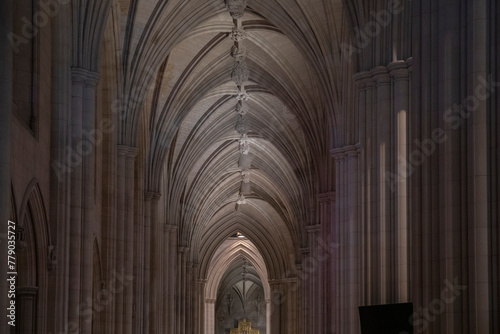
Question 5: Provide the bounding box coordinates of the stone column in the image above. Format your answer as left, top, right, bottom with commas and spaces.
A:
17, 287, 38, 334
332, 145, 360, 334
82, 71, 100, 334
371, 66, 393, 303
305, 224, 322, 334
68, 69, 85, 332
143, 191, 160, 333
466, 2, 493, 333
346, 145, 360, 334
48, 2, 72, 332
353, 71, 373, 306
163, 224, 176, 332
298, 248, 309, 334
177, 246, 189, 334
317, 192, 335, 334
265, 298, 271, 334
269, 281, 282, 334
134, 188, 145, 334
331, 149, 346, 334
198, 279, 207, 334
68, 68, 99, 334
186, 263, 198, 334
168, 225, 178, 334
439, 1, 466, 332
283, 278, 298, 334
388, 60, 410, 302
0, 1, 12, 331
149, 192, 162, 333
205, 299, 216, 334
115, 145, 127, 332
123, 146, 138, 334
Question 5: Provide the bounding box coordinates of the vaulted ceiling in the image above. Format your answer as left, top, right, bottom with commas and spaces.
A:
102, 0, 350, 278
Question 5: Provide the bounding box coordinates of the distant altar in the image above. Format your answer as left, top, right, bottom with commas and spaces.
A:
230, 319, 259, 334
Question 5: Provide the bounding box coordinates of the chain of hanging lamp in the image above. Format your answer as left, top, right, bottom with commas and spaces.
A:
225, 0, 251, 206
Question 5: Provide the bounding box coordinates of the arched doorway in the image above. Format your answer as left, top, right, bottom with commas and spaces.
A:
14, 180, 51, 333
204, 237, 271, 334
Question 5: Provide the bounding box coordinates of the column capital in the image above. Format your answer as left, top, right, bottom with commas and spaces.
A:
317, 191, 335, 203
406, 57, 413, 72
267, 279, 283, 287
117, 145, 138, 158
198, 278, 208, 285
85, 71, 100, 87
16, 286, 39, 297
165, 224, 178, 232
306, 224, 321, 234
188, 262, 198, 269
345, 144, 361, 158
144, 191, 161, 202
280, 277, 298, 284
331, 147, 346, 160
71, 67, 89, 84
205, 298, 216, 304
299, 247, 309, 255
371, 66, 391, 85
387, 60, 409, 80
331, 143, 360, 160
353, 71, 373, 89
178, 246, 190, 253
71, 67, 100, 87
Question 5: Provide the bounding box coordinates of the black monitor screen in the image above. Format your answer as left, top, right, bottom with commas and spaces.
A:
358, 302, 413, 334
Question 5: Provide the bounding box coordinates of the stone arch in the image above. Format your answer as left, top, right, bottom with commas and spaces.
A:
197, 214, 295, 281
203, 238, 271, 334
16, 178, 51, 333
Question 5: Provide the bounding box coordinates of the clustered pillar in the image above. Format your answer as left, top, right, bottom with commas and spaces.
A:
328, 58, 412, 334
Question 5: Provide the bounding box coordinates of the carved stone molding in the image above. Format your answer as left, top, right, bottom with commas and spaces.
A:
239, 134, 250, 155
235, 89, 250, 101
47, 245, 57, 271
330, 143, 360, 160
317, 191, 335, 203
306, 224, 321, 234
230, 27, 248, 42
237, 193, 247, 205
387, 60, 409, 81
353, 71, 373, 89
16, 286, 39, 297
231, 45, 247, 61
371, 66, 391, 86
15, 225, 27, 251
235, 114, 250, 135
225, 0, 248, 19
241, 170, 251, 183
406, 57, 413, 73
71, 67, 100, 87
178, 246, 190, 253
117, 145, 139, 158
235, 101, 248, 115
165, 224, 178, 232
231, 61, 249, 86
144, 191, 161, 202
